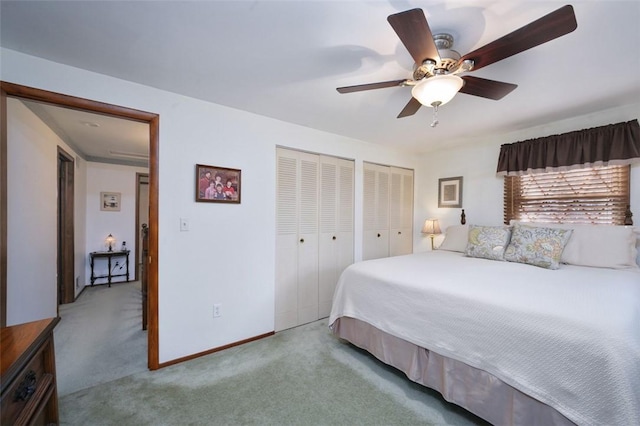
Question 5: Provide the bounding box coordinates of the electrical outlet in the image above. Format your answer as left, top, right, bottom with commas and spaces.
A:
213, 304, 221, 318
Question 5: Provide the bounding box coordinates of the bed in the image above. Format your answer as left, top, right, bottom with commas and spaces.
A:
329, 223, 640, 426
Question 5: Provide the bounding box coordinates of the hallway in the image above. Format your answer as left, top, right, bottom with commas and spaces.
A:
54, 281, 147, 396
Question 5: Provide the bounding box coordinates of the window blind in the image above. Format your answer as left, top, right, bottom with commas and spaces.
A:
504, 165, 630, 225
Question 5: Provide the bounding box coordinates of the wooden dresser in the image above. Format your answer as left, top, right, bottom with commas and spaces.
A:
1, 317, 60, 425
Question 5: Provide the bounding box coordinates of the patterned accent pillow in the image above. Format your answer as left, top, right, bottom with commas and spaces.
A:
504, 224, 573, 269
465, 225, 512, 261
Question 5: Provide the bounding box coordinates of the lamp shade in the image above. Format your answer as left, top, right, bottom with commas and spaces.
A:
411, 74, 464, 107
421, 219, 442, 235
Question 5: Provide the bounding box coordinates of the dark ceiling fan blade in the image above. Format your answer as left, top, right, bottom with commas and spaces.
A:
387, 8, 440, 65
459, 76, 517, 100
460, 5, 577, 72
336, 79, 408, 94
397, 97, 422, 118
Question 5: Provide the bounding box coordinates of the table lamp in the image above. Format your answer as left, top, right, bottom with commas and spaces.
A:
105, 233, 115, 252
421, 219, 441, 250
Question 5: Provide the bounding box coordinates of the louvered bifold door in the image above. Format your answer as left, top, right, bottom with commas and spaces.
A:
390, 167, 414, 256
318, 156, 354, 318
296, 152, 320, 325
276, 149, 320, 330
275, 148, 299, 331
336, 158, 354, 277
363, 162, 390, 260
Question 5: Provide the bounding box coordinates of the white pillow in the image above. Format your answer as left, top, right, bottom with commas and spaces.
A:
437, 225, 469, 252
510, 221, 639, 269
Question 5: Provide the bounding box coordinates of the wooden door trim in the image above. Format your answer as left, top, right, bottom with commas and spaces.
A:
0, 85, 7, 328
0, 81, 160, 370
57, 146, 75, 305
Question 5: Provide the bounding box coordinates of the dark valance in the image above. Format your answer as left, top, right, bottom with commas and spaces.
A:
496, 119, 640, 176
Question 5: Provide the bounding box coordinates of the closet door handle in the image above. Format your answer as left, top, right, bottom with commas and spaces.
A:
398, 231, 402, 235
299, 238, 304, 243
377, 233, 381, 238
332, 236, 336, 240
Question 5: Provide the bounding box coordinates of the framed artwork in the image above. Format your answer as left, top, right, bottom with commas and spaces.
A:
101, 192, 121, 211
438, 176, 463, 208
196, 164, 241, 203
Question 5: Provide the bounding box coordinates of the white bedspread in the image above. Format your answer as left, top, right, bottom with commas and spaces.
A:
329, 251, 640, 426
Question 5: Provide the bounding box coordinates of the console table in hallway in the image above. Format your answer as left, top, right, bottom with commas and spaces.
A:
89, 250, 130, 287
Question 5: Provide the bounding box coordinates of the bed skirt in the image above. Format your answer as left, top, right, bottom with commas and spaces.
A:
330, 317, 576, 426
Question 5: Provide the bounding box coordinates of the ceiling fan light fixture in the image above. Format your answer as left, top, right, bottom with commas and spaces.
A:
411, 74, 464, 107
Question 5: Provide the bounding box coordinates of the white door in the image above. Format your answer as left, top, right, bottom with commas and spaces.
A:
296, 152, 320, 325
336, 158, 355, 282
390, 167, 414, 256
275, 150, 300, 331
363, 162, 390, 260
318, 156, 354, 318
275, 148, 320, 331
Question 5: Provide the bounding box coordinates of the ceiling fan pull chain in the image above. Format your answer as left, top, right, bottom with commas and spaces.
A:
430, 103, 439, 127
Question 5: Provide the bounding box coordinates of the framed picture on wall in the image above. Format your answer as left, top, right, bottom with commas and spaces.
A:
196, 164, 241, 203
438, 176, 463, 208
100, 192, 121, 211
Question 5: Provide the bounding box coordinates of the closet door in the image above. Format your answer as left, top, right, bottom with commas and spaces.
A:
318, 156, 354, 318
362, 162, 390, 260
275, 149, 319, 331
389, 167, 414, 256
336, 158, 355, 276
275, 149, 300, 331
296, 152, 320, 325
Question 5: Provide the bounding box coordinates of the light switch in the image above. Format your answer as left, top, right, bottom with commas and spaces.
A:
180, 218, 189, 231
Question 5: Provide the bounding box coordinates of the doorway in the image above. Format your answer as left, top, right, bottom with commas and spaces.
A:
0, 81, 160, 369
57, 147, 75, 306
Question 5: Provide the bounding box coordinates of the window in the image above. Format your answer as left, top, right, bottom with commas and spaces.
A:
504, 165, 630, 225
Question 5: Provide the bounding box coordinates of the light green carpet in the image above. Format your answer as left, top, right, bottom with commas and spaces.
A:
54, 281, 147, 396
59, 320, 486, 425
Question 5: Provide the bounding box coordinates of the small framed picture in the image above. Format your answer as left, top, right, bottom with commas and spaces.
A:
196, 164, 241, 203
438, 176, 463, 208
101, 192, 121, 211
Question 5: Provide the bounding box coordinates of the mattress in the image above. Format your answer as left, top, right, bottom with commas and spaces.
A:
328, 251, 640, 426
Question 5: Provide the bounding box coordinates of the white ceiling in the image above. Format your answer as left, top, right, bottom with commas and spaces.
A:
2, 1, 639, 157
19, 99, 150, 167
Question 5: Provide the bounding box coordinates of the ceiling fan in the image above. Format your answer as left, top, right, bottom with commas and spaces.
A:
336, 5, 577, 126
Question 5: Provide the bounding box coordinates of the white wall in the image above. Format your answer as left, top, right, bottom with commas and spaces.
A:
1, 48, 418, 362
414, 103, 640, 252
8, 47, 635, 363
85, 162, 148, 285
6, 97, 88, 325
153, 88, 418, 362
